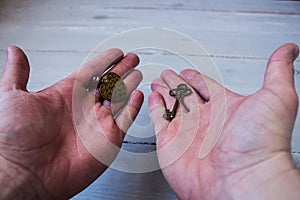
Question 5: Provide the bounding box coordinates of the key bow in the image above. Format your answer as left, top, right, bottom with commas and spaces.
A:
169, 83, 192, 98
163, 83, 192, 121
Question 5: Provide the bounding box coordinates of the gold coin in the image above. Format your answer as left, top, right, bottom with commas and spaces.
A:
98, 72, 127, 102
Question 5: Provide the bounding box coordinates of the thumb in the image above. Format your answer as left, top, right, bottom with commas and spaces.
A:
262, 43, 299, 95
0, 46, 30, 91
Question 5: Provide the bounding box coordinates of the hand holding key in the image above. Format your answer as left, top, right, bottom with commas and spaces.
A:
149, 44, 300, 200
0, 47, 143, 199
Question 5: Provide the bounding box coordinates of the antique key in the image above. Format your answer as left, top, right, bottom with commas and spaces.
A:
163, 84, 192, 121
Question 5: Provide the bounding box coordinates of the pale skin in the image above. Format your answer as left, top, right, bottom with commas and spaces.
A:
149, 43, 300, 199
0, 46, 144, 199
0, 44, 300, 200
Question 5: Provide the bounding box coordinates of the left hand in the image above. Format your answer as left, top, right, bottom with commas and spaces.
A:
0, 46, 143, 199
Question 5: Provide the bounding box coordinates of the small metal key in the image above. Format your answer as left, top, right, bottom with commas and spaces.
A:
163, 97, 179, 121
163, 84, 192, 121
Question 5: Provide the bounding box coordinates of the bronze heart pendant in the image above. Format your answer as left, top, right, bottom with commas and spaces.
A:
98, 72, 127, 102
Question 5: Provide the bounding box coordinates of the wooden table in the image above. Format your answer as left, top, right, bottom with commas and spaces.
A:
1, 0, 300, 199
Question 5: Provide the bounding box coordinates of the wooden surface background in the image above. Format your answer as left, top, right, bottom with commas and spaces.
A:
0, 0, 300, 199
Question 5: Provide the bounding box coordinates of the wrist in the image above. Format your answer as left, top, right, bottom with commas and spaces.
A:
0, 155, 50, 199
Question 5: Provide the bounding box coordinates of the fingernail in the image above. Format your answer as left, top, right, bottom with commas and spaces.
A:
292, 45, 299, 61
5, 46, 13, 64
6, 46, 19, 61
6, 46, 12, 57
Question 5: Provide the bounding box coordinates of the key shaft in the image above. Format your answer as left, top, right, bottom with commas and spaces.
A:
163, 83, 192, 121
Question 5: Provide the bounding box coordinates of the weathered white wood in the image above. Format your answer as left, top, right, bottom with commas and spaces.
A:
293, 153, 300, 172
1, 25, 299, 60
0, 1, 299, 58
1, 0, 300, 14
1, 0, 300, 199
1, 4, 300, 29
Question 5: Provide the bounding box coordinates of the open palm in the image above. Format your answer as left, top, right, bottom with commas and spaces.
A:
0, 46, 143, 199
149, 43, 300, 199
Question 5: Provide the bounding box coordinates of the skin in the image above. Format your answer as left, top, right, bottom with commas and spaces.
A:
0, 46, 144, 199
0, 43, 299, 200
149, 43, 300, 199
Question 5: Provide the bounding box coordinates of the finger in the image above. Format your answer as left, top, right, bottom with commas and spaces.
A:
180, 69, 226, 101
161, 69, 203, 111
263, 43, 299, 95
148, 91, 169, 134
111, 69, 143, 114
151, 77, 174, 109
80, 104, 122, 165
109, 53, 140, 78
94, 103, 124, 147
178, 69, 229, 160
179, 69, 210, 101
0, 46, 30, 91
93, 53, 140, 105
74, 48, 124, 88
115, 90, 144, 134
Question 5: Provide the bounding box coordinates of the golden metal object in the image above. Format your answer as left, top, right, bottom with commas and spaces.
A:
98, 72, 127, 102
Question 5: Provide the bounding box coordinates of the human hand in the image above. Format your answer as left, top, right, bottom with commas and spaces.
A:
0, 46, 143, 199
149, 43, 300, 199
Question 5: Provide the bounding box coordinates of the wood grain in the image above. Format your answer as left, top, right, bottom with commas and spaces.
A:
0, 0, 300, 199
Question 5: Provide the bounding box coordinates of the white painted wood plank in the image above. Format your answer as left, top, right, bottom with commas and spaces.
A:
1, 5, 300, 29
1, 0, 300, 15
293, 153, 300, 172
0, 26, 299, 62
99, 0, 300, 14
1, 1, 300, 198
0, 2, 299, 58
